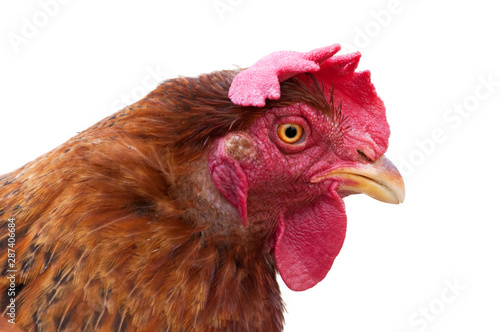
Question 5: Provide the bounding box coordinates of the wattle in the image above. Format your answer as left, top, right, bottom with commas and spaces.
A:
274, 184, 347, 291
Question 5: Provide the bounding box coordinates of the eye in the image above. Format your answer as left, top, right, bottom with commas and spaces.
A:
277, 123, 304, 144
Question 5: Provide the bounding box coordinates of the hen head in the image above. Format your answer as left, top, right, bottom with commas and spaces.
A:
210, 45, 404, 291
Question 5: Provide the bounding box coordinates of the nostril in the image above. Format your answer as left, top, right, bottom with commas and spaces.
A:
357, 149, 374, 162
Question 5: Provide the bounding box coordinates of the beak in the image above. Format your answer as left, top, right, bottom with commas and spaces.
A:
311, 156, 405, 204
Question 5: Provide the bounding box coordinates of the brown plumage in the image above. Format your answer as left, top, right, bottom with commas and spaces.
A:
0, 71, 334, 331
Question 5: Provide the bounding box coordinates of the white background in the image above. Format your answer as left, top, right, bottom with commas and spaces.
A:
1, 1, 499, 331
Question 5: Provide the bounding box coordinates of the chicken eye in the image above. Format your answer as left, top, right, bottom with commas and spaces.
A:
277, 124, 303, 144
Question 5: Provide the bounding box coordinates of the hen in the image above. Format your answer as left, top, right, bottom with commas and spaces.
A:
0, 44, 404, 331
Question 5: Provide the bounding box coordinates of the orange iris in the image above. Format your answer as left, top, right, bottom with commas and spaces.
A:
277, 124, 303, 144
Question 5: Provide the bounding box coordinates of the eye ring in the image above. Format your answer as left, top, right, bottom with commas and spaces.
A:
277, 123, 304, 144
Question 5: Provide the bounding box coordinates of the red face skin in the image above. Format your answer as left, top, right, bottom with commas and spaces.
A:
243, 104, 346, 223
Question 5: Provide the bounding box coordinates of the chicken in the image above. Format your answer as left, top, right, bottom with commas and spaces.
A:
0, 44, 404, 331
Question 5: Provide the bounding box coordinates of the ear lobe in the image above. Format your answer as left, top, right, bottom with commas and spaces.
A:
209, 143, 249, 226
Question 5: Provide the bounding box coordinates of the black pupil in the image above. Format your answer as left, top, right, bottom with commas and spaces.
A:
285, 126, 297, 139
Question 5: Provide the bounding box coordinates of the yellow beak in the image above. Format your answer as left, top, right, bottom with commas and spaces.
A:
311, 156, 405, 204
